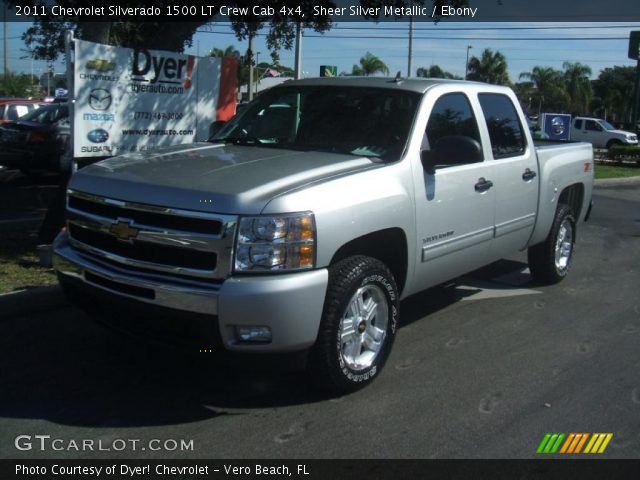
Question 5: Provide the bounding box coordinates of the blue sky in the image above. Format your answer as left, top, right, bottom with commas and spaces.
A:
4, 21, 640, 81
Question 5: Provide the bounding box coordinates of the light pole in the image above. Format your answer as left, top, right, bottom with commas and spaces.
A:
464, 45, 473, 80
255, 51, 261, 96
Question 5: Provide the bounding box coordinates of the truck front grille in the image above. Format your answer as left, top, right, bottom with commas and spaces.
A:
68, 224, 217, 270
66, 190, 237, 282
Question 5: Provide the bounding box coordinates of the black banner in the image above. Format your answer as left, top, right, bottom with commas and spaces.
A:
3, 459, 640, 480
2, 0, 640, 22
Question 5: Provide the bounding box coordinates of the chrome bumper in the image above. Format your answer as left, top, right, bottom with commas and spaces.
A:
53, 233, 329, 352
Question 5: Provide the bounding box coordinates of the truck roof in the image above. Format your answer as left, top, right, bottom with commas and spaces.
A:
269, 76, 491, 94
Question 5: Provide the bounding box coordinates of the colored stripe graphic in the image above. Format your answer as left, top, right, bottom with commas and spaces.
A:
537, 433, 565, 454
539, 433, 614, 454
584, 433, 614, 454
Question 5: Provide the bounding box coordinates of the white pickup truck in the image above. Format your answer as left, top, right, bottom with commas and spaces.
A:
53, 78, 594, 392
571, 116, 638, 149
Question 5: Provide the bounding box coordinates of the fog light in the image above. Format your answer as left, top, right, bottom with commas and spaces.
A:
235, 326, 272, 343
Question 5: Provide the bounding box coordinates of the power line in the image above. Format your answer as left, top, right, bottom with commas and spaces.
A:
331, 24, 640, 31
198, 30, 629, 41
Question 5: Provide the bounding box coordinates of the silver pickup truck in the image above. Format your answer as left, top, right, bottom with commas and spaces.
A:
53, 78, 594, 392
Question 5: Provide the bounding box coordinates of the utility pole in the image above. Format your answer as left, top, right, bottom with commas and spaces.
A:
407, 18, 413, 78
464, 45, 473, 80
255, 51, 260, 96
294, 22, 302, 79
3, 3, 8, 76
248, 33, 254, 101
632, 58, 640, 132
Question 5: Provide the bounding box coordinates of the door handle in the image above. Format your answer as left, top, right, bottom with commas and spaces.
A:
522, 168, 537, 181
475, 177, 493, 192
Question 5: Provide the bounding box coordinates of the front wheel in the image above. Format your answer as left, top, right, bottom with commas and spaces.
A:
528, 204, 576, 285
308, 256, 399, 393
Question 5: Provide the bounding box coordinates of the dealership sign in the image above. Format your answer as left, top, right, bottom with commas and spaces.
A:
73, 39, 237, 158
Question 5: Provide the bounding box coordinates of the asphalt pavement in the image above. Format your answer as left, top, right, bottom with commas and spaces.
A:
0, 183, 639, 460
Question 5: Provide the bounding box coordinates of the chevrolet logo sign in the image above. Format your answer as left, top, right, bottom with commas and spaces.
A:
109, 220, 139, 241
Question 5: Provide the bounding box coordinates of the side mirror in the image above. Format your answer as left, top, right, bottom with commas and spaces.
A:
209, 120, 227, 139
421, 135, 483, 174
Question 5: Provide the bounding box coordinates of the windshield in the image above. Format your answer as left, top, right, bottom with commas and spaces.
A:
598, 120, 616, 131
212, 85, 421, 161
20, 105, 68, 125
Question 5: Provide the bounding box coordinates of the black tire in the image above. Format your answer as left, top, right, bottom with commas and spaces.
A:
528, 204, 576, 285
308, 255, 399, 394
606, 139, 621, 150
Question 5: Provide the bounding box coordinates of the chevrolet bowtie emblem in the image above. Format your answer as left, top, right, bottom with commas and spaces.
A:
109, 220, 139, 241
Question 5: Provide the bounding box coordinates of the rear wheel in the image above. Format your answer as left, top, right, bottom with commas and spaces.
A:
528, 204, 576, 285
308, 256, 399, 393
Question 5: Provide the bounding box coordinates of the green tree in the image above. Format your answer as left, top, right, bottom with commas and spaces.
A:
466, 48, 511, 86
416, 65, 461, 79
519, 66, 569, 113
8, 1, 469, 62
563, 61, 592, 116
0, 72, 36, 97
351, 52, 389, 76
592, 66, 636, 124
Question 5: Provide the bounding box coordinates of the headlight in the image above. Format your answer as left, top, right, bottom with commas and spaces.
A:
234, 212, 316, 272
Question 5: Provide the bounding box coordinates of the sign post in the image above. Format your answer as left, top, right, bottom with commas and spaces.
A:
629, 31, 640, 132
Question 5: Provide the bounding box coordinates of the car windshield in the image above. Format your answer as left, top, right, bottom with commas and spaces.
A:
211, 85, 421, 161
598, 120, 616, 131
20, 105, 67, 125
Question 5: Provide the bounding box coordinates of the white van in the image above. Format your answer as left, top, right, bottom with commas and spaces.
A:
571, 117, 638, 149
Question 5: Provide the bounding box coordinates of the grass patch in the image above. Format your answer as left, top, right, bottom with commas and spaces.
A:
594, 163, 640, 180
0, 222, 57, 294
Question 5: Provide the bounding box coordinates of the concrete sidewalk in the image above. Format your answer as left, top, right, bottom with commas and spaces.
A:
0, 285, 67, 319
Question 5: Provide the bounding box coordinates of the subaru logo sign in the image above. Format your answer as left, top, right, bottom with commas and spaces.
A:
87, 129, 109, 143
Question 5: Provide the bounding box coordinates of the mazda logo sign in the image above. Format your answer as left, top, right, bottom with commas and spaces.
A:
89, 88, 112, 111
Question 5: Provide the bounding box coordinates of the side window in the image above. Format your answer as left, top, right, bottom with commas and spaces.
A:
574, 119, 583, 129
6, 105, 19, 121
584, 120, 600, 132
478, 93, 526, 159
425, 92, 482, 155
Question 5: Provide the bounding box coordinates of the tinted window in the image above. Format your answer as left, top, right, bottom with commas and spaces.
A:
478, 93, 526, 159
574, 119, 583, 129
584, 120, 601, 132
425, 93, 482, 150
213, 86, 420, 162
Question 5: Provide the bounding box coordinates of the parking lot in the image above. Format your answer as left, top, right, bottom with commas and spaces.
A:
0, 177, 638, 459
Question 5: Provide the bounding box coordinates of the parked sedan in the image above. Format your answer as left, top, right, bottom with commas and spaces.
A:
0, 103, 69, 176
0, 99, 44, 125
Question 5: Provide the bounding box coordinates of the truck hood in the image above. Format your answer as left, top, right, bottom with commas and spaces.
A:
608, 129, 637, 139
69, 143, 378, 214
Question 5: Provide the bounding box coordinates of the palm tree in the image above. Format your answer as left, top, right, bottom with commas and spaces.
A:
416, 65, 461, 79
519, 66, 570, 113
209, 45, 240, 58
351, 52, 389, 76
466, 49, 511, 86
563, 61, 592, 115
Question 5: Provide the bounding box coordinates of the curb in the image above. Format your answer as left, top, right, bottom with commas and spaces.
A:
0, 285, 68, 319
594, 176, 640, 187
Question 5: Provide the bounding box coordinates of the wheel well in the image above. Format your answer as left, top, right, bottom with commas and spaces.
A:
558, 183, 584, 220
330, 228, 408, 295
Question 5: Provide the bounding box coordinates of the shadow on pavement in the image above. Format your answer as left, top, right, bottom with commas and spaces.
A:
0, 259, 532, 428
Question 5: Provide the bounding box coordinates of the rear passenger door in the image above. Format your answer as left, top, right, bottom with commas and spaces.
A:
477, 92, 538, 253
412, 91, 496, 288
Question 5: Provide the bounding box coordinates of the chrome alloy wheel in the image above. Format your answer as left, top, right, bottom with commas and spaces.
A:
554, 218, 573, 273
339, 284, 389, 371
